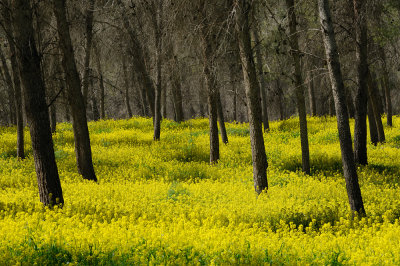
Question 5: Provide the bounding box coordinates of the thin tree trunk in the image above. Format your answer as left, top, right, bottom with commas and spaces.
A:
82, 0, 95, 106
367, 71, 385, 143
49, 86, 57, 133
153, 1, 163, 141
90, 76, 100, 121
367, 98, 378, 145
308, 73, 317, 116
122, 56, 133, 118
93, 44, 105, 120
285, 0, 311, 175
318, 0, 365, 215
171, 61, 184, 122
353, 0, 369, 166
12, 0, 63, 207
217, 90, 228, 144
2, 4, 24, 158
276, 79, 285, 120
252, 27, 270, 131
201, 31, 219, 164
0, 46, 16, 125
379, 48, 393, 127
53, 0, 97, 182
235, 0, 268, 194
118, 0, 155, 117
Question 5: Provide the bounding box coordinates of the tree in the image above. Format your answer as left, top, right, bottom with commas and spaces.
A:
12, 0, 63, 206
1, 1, 24, 158
353, 0, 369, 165
285, 0, 311, 175
53, 0, 97, 182
318, 0, 365, 215
235, 0, 268, 194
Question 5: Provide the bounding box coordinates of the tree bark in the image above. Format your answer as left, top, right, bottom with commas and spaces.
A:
318, 0, 365, 215
217, 90, 228, 144
367, 71, 385, 143
153, 1, 163, 141
367, 97, 378, 145
118, 0, 155, 117
252, 27, 270, 131
82, 0, 95, 106
2, 4, 24, 158
0, 46, 16, 125
285, 0, 311, 175
276, 79, 285, 120
201, 30, 219, 164
379, 48, 393, 127
171, 59, 184, 122
122, 56, 133, 118
93, 44, 105, 119
12, 0, 63, 207
90, 75, 100, 121
353, 0, 369, 166
235, 0, 268, 194
53, 0, 97, 182
308, 73, 317, 116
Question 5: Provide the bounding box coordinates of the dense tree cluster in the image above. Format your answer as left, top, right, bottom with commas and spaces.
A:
0, 0, 399, 214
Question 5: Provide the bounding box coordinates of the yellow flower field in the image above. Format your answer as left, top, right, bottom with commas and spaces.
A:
0, 116, 400, 264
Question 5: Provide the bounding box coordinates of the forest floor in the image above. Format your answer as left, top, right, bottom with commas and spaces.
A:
0, 116, 399, 264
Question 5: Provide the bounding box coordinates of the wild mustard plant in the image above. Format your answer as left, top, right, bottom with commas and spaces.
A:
0, 116, 399, 264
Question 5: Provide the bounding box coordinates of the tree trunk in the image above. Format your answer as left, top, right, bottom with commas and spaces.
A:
82, 0, 95, 106
379, 48, 393, 127
12, 0, 63, 207
2, 4, 25, 158
367, 98, 378, 145
153, 1, 163, 141
171, 61, 184, 122
318, 0, 365, 215
118, 0, 155, 117
0, 46, 16, 125
367, 71, 385, 143
353, 0, 369, 166
276, 79, 285, 120
122, 56, 133, 118
49, 86, 57, 133
53, 0, 97, 182
252, 27, 270, 131
308, 73, 317, 116
217, 90, 228, 144
235, 0, 268, 194
93, 44, 105, 120
285, 0, 311, 175
90, 76, 100, 121
201, 31, 219, 164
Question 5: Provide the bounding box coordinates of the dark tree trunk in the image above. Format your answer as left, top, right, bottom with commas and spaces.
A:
201, 31, 219, 164
367, 71, 385, 143
217, 90, 228, 144
285, 0, 311, 175
276, 79, 285, 120
346, 89, 355, 118
353, 0, 369, 166
235, 0, 268, 194
2, 4, 25, 158
252, 27, 270, 131
379, 48, 393, 127
49, 86, 57, 133
53, 0, 97, 182
82, 0, 95, 106
153, 1, 163, 141
118, 0, 155, 117
318, 0, 365, 215
308, 73, 317, 116
171, 61, 184, 122
12, 0, 63, 207
0, 46, 16, 125
94, 44, 105, 120
367, 98, 378, 145
90, 76, 100, 121
122, 56, 133, 118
